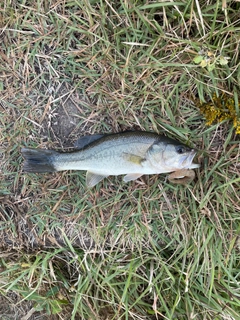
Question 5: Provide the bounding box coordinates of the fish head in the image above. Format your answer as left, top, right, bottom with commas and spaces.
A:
146, 141, 200, 172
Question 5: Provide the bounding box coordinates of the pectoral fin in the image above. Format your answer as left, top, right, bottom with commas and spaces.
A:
74, 134, 105, 149
86, 171, 108, 187
122, 153, 144, 165
123, 173, 143, 182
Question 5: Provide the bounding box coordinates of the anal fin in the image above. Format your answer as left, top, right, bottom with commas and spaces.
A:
86, 171, 108, 187
123, 173, 143, 182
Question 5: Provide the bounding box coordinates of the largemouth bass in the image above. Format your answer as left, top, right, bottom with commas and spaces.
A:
21, 131, 200, 187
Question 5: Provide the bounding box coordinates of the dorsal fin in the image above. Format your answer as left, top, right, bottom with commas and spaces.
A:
74, 134, 105, 149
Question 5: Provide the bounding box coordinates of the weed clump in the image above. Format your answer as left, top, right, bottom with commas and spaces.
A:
195, 93, 240, 134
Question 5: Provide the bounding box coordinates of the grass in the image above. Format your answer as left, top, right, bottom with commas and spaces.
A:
0, 0, 240, 319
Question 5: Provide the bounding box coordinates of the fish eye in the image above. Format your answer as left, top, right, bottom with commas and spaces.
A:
176, 145, 187, 154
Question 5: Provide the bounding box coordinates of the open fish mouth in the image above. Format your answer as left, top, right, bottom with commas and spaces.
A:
181, 149, 197, 168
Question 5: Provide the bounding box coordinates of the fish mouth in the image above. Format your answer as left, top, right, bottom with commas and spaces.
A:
181, 149, 197, 168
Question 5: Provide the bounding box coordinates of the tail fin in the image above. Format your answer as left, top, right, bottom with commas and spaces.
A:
21, 148, 58, 173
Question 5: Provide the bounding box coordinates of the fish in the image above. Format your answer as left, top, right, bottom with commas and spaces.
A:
21, 131, 200, 187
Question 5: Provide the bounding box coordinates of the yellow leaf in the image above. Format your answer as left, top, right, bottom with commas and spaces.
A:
200, 59, 208, 67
